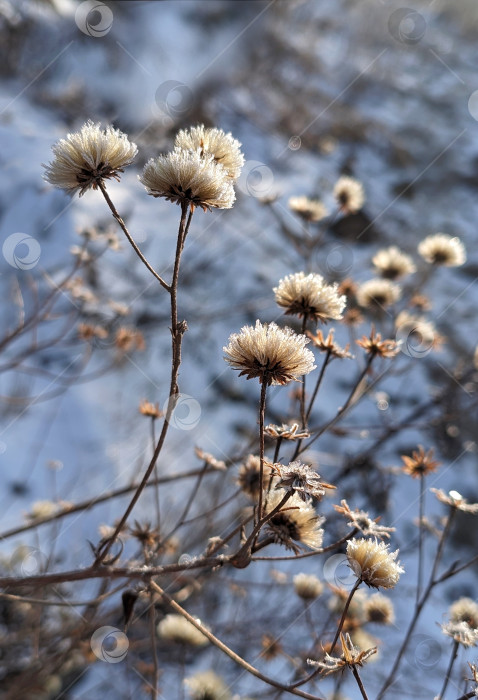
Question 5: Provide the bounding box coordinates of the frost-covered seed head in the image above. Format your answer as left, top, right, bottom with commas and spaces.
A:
43, 121, 137, 196
346, 538, 404, 589
157, 614, 210, 646
274, 272, 346, 323
223, 320, 316, 386
288, 196, 328, 222
140, 149, 235, 211
418, 233, 466, 267
372, 246, 416, 280
356, 279, 401, 310
175, 124, 244, 181
333, 176, 365, 213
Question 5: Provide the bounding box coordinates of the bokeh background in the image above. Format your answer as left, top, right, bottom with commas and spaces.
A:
1, 1, 478, 698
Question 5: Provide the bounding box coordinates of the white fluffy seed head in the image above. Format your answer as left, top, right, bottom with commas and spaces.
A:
140, 149, 235, 211
274, 272, 346, 323
418, 233, 466, 267
346, 538, 404, 589
43, 121, 137, 196
175, 124, 244, 181
223, 320, 316, 386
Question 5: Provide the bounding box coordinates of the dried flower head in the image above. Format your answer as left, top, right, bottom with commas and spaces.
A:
223, 320, 316, 386
237, 455, 275, 499
449, 598, 478, 628
293, 573, 324, 600
140, 149, 235, 211
194, 447, 226, 471
130, 520, 158, 548
401, 446, 440, 478
307, 329, 353, 359
77, 323, 108, 341
157, 614, 210, 646
264, 423, 310, 440
274, 272, 346, 323
418, 233, 466, 267
273, 461, 335, 502
346, 538, 404, 589
175, 124, 244, 181
395, 310, 443, 355
265, 488, 325, 553
441, 620, 478, 648
431, 488, 478, 513
43, 121, 137, 196
356, 278, 401, 310
364, 593, 395, 625
308, 632, 376, 677
334, 500, 395, 539
139, 399, 162, 419
28, 500, 57, 520
372, 246, 416, 280
343, 307, 364, 327
333, 176, 365, 213
115, 327, 145, 353
356, 327, 400, 358
288, 196, 328, 222
261, 634, 283, 660
184, 670, 230, 700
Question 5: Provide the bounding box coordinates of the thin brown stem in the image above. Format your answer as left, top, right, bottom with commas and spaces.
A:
257, 381, 268, 525
416, 473, 425, 604
437, 641, 459, 700
149, 581, 324, 700
149, 590, 159, 699
98, 181, 169, 291
352, 667, 369, 700
94, 203, 192, 565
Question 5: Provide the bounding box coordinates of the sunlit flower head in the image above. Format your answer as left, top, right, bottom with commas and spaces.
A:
293, 572, 324, 600
175, 124, 244, 181
184, 670, 230, 700
308, 632, 376, 677
356, 327, 401, 359
431, 488, 478, 513
157, 614, 209, 646
364, 593, 395, 625
333, 176, 365, 213
237, 455, 275, 499
306, 329, 353, 359
265, 488, 325, 553
273, 461, 335, 502
43, 121, 137, 196
356, 278, 401, 310
395, 310, 443, 355
372, 246, 416, 280
264, 423, 310, 441
346, 538, 404, 589
140, 149, 235, 211
194, 447, 226, 471
223, 320, 316, 386
288, 196, 328, 222
334, 500, 395, 539
274, 272, 346, 323
418, 233, 466, 267
441, 620, 478, 648
449, 598, 478, 628
401, 446, 440, 479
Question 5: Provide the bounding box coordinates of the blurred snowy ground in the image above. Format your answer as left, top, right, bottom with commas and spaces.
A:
0, 1, 477, 698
